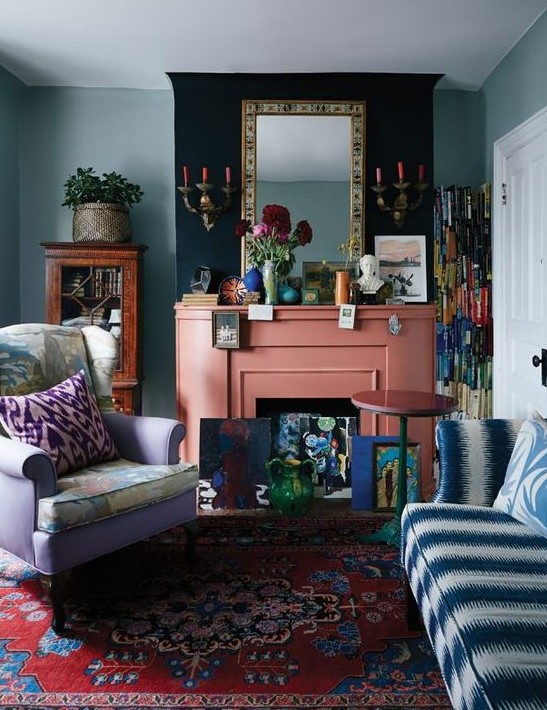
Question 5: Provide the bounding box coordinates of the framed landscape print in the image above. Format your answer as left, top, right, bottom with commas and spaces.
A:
374, 235, 427, 302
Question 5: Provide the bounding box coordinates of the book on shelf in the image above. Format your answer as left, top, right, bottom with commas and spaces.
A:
180, 293, 219, 305
434, 183, 493, 421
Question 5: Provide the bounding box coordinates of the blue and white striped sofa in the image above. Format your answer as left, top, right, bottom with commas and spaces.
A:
402, 418, 547, 710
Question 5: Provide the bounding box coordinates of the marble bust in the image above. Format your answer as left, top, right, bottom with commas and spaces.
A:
356, 254, 384, 293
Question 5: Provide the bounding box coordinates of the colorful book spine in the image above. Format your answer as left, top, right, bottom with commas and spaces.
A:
433, 184, 493, 419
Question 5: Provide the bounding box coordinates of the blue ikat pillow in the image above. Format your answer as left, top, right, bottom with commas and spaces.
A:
493, 418, 547, 538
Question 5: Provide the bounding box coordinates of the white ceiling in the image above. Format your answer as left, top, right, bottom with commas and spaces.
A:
1, 0, 546, 90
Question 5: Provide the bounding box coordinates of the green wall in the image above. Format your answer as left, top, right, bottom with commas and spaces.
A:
481, 8, 547, 181
0, 66, 24, 326
433, 90, 484, 188
19, 88, 177, 416
432, 8, 547, 190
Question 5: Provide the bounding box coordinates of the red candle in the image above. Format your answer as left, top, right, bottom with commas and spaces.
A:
202, 166, 208, 183
183, 165, 189, 187
397, 161, 404, 182
225, 166, 231, 185
418, 163, 425, 183
376, 167, 382, 185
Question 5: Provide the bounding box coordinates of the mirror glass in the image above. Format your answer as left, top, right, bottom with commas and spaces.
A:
241, 100, 366, 278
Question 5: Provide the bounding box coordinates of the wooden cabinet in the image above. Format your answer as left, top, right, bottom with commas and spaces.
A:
42, 242, 147, 414
175, 303, 439, 498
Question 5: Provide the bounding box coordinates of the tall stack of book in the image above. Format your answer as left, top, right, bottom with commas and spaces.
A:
433, 183, 492, 419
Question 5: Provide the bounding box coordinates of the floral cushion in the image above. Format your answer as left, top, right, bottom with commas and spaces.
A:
0, 369, 118, 476
37, 459, 199, 532
0, 323, 94, 397
493, 418, 547, 538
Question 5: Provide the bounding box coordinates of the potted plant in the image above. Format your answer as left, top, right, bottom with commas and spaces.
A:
62, 167, 144, 243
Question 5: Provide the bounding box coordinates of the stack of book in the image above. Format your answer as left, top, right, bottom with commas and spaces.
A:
433, 183, 492, 419
242, 291, 261, 305
180, 293, 219, 306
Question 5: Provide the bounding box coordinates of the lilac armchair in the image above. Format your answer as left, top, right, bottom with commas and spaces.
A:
0, 323, 198, 633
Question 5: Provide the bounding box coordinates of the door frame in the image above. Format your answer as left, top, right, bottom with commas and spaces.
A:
493, 104, 547, 416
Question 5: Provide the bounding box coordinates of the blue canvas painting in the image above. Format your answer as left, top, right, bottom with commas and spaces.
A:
272, 412, 319, 461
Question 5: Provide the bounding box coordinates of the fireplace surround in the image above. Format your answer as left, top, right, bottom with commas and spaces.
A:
175, 304, 438, 499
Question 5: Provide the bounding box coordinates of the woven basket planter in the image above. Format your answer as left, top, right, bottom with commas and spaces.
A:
72, 203, 132, 243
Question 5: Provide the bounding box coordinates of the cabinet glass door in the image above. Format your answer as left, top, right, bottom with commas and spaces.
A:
60, 264, 123, 370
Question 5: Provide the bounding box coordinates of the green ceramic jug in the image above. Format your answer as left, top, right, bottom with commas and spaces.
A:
266, 458, 316, 517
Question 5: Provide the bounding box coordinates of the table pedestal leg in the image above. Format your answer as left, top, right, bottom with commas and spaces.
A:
357, 415, 408, 547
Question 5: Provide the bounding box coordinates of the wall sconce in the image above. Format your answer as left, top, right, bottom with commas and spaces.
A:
177, 165, 236, 232
371, 162, 428, 228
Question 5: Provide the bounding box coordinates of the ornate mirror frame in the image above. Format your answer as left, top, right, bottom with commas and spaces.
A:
241, 100, 366, 275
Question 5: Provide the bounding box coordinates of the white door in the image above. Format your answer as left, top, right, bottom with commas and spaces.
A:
493, 105, 547, 418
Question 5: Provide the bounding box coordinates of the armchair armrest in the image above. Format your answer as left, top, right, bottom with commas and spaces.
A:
0, 436, 57, 495
433, 418, 522, 506
102, 412, 186, 465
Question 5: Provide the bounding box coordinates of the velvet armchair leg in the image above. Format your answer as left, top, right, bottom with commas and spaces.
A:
41, 569, 74, 634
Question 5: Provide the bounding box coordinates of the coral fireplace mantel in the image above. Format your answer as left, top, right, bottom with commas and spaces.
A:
175, 304, 438, 499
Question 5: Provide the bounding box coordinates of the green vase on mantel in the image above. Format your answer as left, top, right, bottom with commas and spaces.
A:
262, 259, 278, 305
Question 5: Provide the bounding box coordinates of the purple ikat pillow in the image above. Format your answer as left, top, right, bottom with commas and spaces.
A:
0, 369, 118, 476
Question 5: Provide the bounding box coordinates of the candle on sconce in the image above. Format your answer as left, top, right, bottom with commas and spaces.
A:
418, 163, 425, 184
225, 166, 231, 185
376, 167, 382, 185
202, 167, 208, 183
183, 165, 189, 187
397, 161, 404, 182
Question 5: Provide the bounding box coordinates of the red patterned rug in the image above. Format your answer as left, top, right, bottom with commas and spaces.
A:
0, 515, 450, 709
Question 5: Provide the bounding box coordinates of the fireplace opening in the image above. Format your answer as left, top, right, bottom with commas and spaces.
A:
257, 397, 360, 497
256, 397, 359, 421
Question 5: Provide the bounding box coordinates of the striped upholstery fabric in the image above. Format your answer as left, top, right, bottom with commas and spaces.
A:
402, 503, 547, 710
402, 418, 547, 710
434, 419, 522, 506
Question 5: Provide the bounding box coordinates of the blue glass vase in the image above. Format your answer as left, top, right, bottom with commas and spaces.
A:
243, 265, 263, 292
278, 283, 299, 304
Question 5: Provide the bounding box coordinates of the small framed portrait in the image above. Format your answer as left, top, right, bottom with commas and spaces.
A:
302, 262, 358, 304
212, 311, 240, 348
374, 234, 428, 303
338, 304, 356, 329
301, 288, 320, 305
372, 441, 420, 512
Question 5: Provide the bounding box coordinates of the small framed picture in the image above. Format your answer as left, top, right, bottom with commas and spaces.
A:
374, 235, 428, 303
302, 262, 358, 304
301, 288, 320, 305
338, 304, 356, 329
372, 441, 420, 512
212, 311, 240, 348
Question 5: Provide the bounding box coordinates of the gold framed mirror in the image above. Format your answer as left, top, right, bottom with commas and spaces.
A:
241, 100, 366, 277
